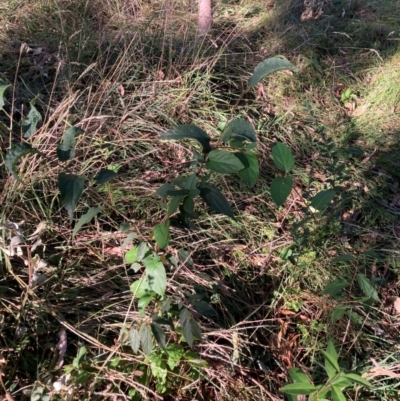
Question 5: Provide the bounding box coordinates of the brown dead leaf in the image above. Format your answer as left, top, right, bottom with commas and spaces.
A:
393, 297, 400, 314
352, 102, 369, 117
365, 359, 400, 380
118, 84, 125, 96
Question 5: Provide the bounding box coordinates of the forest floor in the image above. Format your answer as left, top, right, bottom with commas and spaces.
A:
1, 0, 400, 400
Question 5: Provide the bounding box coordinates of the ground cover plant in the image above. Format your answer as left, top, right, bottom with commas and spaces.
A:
1, 0, 400, 400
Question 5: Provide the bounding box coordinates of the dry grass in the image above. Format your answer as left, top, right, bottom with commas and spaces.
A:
1, 0, 400, 400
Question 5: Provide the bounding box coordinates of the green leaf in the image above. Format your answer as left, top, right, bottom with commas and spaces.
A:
168, 196, 184, 216
166, 344, 185, 370
221, 118, 257, 144
138, 294, 154, 313
175, 174, 197, 191
139, 323, 153, 355
323, 279, 350, 297
95, 168, 119, 184
145, 259, 167, 296
272, 142, 295, 173
310, 190, 336, 211
331, 385, 346, 401
193, 300, 217, 317
161, 124, 212, 153
322, 350, 340, 374
56, 126, 83, 161
199, 183, 233, 218
288, 368, 311, 384
0, 83, 11, 110
125, 246, 139, 264
343, 373, 372, 387
190, 319, 202, 341
280, 382, 318, 395
5, 142, 38, 182
156, 183, 176, 197
324, 341, 339, 379
130, 279, 152, 298
179, 308, 194, 347
248, 56, 298, 86
154, 219, 170, 250
236, 152, 259, 187
21, 103, 42, 138
73, 346, 87, 367
330, 305, 348, 322
137, 242, 149, 262
129, 328, 140, 353
182, 196, 195, 217
151, 322, 166, 349
73, 206, 101, 238
270, 176, 293, 206
331, 254, 356, 263
58, 173, 85, 224
357, 274, 380, 302
206, 150, 244, 174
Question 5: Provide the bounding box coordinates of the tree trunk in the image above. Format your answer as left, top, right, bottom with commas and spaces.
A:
198, 0, 212, 35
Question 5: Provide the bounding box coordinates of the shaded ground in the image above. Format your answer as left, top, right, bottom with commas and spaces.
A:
0, 0, 400, 400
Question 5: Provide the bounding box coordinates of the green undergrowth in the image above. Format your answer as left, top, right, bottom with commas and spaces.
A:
0, 0, 400, 400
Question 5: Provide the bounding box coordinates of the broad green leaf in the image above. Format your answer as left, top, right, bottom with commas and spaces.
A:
129, 328, 140, 353
343, 373, 372, 387
156, 183, 176, 197
151, 322, 166, 349
73, 206, 101, 237
137, 242, 149, 262
236, 152, 259, 187
181, 196, 195, 218
179, 307, 194, 347
272, 142, 295, 173
331, 386, 346, 401
332, 254, 356, 263
58, 173, 85, 224
152, 315, 173, 328
125, 246, 139, 264
280, 382, 318, 395
322, 350, 340, 374
168, 196, 183, 216
193, 300, 217, 317
174, 174, 197, 191
323, 279, 350, 297
138, 294, 154, 313
330, 305, 348, 322
331, 375, 352, 388
166, 344, 185, 370
248, 56, 298, 86
130, 279, 151, 298
57, 126, 83, 161
161, 124, 212, 153
145, 259, 167, 296
95, 168, 119, 184
154, 219, 170, 250
139, 323, 153, 355
21, 103, 42, 138
310, 190, 336, 210
206, 150, 244, 174
221, 118, 257, 144
0, 84, 11, 110
190, 319, 202, 341
73, 346, 87, 367
324, 341, 339, 379
270, 176, 293, 206
199, 183, 233, 218
288, 368, 311, 384
357, 274, 380, 302
5, 142, 38, 182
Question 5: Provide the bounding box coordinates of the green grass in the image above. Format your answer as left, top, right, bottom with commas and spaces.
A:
1, 0, 400, 400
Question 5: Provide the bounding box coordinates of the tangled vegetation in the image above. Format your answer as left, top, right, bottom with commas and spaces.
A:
1, 0, 400, 400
